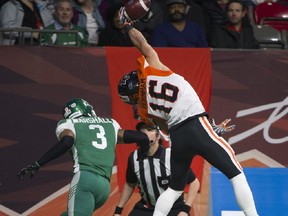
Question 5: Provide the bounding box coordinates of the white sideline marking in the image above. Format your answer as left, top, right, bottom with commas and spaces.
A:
236, 149, 285, 167
22, 184, 70, 215
0, 205, 21, 216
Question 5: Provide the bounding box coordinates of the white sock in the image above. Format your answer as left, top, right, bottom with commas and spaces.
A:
153, 187, 182, 216
230, 173, 259, 216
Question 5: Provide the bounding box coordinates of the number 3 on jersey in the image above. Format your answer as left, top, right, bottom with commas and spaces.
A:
149, 80, 179, 114
89, 124, 107, 149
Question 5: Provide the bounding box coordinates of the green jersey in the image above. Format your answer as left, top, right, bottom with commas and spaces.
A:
56, 116, 120, 181
41, 23, 89, 47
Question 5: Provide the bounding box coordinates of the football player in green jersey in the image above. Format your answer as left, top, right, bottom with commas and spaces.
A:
17, 98, 152, 216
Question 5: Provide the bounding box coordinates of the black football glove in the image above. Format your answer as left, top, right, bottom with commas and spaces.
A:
118, 7, 131, 25
18, 162, 40, 179
210, 118, 236, 136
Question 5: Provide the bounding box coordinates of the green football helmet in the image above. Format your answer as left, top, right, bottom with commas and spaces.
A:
63, 98, 96, 119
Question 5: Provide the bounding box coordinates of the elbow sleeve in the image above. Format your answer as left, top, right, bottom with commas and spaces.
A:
123, 130, 150, 146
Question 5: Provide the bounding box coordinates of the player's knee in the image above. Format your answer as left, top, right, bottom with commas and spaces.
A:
230, 172, 246, 184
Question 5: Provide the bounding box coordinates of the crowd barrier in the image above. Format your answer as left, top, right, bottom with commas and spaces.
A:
1, 27, 288, 49
0, 28, 80, 45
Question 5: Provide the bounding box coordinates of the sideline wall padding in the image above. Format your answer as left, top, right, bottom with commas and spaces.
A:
208, 167, 288, 216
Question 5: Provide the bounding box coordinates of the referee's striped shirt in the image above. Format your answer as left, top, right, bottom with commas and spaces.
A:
126, 145, 195, 206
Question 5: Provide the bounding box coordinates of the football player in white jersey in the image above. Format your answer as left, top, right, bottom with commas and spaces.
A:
117, 12, 259, 216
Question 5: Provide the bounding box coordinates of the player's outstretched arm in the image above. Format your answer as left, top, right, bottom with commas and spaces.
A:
126, 26, 170, 71
117, 129, 150, 144
126, 26, 156, 58
117, 129, 151, 154
118, 9, 159, 62
118, 7, 168, 70
18, 131, 74, 179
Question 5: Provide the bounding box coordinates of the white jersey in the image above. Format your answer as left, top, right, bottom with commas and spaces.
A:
147, 73, 205, 127
137, 55, 206, 129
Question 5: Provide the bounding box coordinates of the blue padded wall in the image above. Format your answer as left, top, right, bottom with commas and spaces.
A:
208, 167, 288, 216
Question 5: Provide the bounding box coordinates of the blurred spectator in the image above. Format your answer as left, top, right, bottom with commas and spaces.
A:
209, 0, 259, 49
132, 0, 165, 43
41, 0, 89, 46
0, 0, 55, 45
151, 0, 208, 47
160, 0, 207, 30
71, 0, 105, 46
202, 0, 230, 30
202, 0, 252, 37
98, 3, 132, 46
185, 0, 207, 32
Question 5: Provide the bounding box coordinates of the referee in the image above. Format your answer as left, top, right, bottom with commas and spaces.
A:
114, 122, 200, 216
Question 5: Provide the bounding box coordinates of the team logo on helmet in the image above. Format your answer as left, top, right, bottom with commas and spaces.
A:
63, 98, 96, 119
118, 71, 139, 105
119, 73, 130, 86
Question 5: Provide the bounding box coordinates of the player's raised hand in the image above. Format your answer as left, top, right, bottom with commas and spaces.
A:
18, 162, 40, 179
210, 118, 236, 136
118, 7, 131, 25
118, 0, 151, 25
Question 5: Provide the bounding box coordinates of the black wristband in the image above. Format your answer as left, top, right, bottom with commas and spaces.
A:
182, 204, 191, 214
114, 206, 123, 214
123, 24, 133, 32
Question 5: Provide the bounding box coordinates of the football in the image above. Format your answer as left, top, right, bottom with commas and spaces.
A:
124, 0, 151, 20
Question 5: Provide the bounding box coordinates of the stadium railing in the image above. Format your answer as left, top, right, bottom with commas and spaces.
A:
0, 28, 80, 46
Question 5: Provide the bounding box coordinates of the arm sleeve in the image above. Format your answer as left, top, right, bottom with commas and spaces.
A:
123, 130, 150, 146
37, 136, 74, 166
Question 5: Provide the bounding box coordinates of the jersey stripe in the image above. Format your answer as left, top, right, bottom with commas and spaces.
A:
200, 116, 243, 171
68, 171, 81, 215
159, 150, 167, 178
137, 152, 152, 204
148, 157, 160, 201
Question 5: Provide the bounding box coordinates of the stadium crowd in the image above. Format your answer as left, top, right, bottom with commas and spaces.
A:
1, 0, 282, 48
